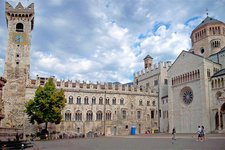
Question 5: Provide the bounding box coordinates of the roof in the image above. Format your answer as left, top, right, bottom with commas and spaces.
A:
168, 50, 220, 72
208, 46, 225, 58
212, 69, 225, 78
144, 55, 153, 60
193, 16, 225, 31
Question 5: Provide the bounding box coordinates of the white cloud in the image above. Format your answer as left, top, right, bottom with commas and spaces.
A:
139, 23, 190, 61
107, 22, 128, 40
1, 0, 225, 83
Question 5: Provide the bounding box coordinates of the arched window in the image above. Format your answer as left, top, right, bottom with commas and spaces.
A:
65, 110, 71, 121
112, 97, 116, 105
68, 96, 73, 104
92, 97, 96, 104
86, 110, 93, 121
96, 111, 103, 121
84, 96, 89, 104
75, 110, 82, 121
77, 96, 81, 104
106, 111, 112, 120
122, 110, 126, 119
120, 98, 124, 105
106, 97, 110, 105
152, 101, 156, 106
197, 70, 200, 78
222, 78, 224, 87
215, 79, 218, 88
16, 23, 24, 32
139, 100, 143, 106
218, 78, 221, 88
212, 80, 214, 89
137, 110, 141, 119
99, 97, 103, 105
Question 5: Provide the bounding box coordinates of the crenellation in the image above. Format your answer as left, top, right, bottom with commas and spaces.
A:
25, 76, 158, 95
135, 61, 172, 79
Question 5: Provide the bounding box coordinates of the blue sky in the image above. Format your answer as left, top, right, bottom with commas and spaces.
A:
0, 0, 225, 83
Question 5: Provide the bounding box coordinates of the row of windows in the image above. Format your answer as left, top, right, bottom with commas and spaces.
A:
193, 26, 225, 42
172, 69, 200, 86
212, 77, 225, 89
68, 96, 155, 107
64, 110, 155, 121
68, 96, 124, 105
209, 26, 222, 35
194, 28, 206, 41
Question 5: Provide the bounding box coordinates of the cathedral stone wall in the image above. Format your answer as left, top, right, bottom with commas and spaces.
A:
168, 51, 222, 133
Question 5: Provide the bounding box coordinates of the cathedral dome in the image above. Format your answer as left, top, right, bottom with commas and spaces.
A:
191, 16, 225, 58
193, 16, 225, 31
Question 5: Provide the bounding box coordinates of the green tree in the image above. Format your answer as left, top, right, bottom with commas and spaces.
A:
25, 78, 66, 130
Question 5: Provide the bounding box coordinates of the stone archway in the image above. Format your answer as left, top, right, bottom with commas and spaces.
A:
221, 103, 225, 129
215, 112, 223, 130
215, 103, 225, 130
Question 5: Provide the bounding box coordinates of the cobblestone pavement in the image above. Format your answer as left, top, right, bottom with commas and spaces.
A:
28, 133, 225, 150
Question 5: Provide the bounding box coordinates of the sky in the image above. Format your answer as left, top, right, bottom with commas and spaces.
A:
0, 0, 225, 83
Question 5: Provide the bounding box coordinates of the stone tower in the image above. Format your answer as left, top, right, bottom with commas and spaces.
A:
2, 2, 34, 128
191, 16, 225, 58
144, 55, 153, 69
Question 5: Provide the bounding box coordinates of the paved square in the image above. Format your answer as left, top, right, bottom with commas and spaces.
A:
30, 134, 225, 150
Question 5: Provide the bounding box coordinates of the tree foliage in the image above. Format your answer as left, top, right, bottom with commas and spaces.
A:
25, 78, 66, 130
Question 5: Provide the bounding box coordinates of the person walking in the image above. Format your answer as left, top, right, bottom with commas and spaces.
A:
196, 126, 201, 141
172, 127, 176, 140
200, 126, 205, 141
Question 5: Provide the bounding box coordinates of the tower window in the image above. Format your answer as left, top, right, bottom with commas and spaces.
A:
16, 62, 19, 64
16, 23, 24, 32
211, 40, 221, 48
200, 48, 205, 54
16, 54, 19, 57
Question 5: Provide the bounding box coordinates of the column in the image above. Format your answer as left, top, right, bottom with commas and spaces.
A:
218, 108, 221, 131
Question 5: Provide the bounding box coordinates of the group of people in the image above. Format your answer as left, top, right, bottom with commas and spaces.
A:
197, 125, 205, 141
171, 126, 206, 142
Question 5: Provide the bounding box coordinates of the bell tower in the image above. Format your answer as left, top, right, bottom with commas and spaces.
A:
4, 2, 34, 80
144, 55, 153, 69
191, 16, 225, 58
2, 2, 34, 128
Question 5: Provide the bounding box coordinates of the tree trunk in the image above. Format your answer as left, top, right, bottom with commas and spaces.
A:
45, 122, 48, 130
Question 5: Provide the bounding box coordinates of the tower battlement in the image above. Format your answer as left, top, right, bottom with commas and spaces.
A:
5, 2, 34, 13
134, 61, 172, 77
26, 75, 157, 94
5, 2, 34, 29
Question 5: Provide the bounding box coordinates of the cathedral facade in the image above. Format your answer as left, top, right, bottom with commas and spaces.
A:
135, 17, 225, 133
168, 16, 225, 133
